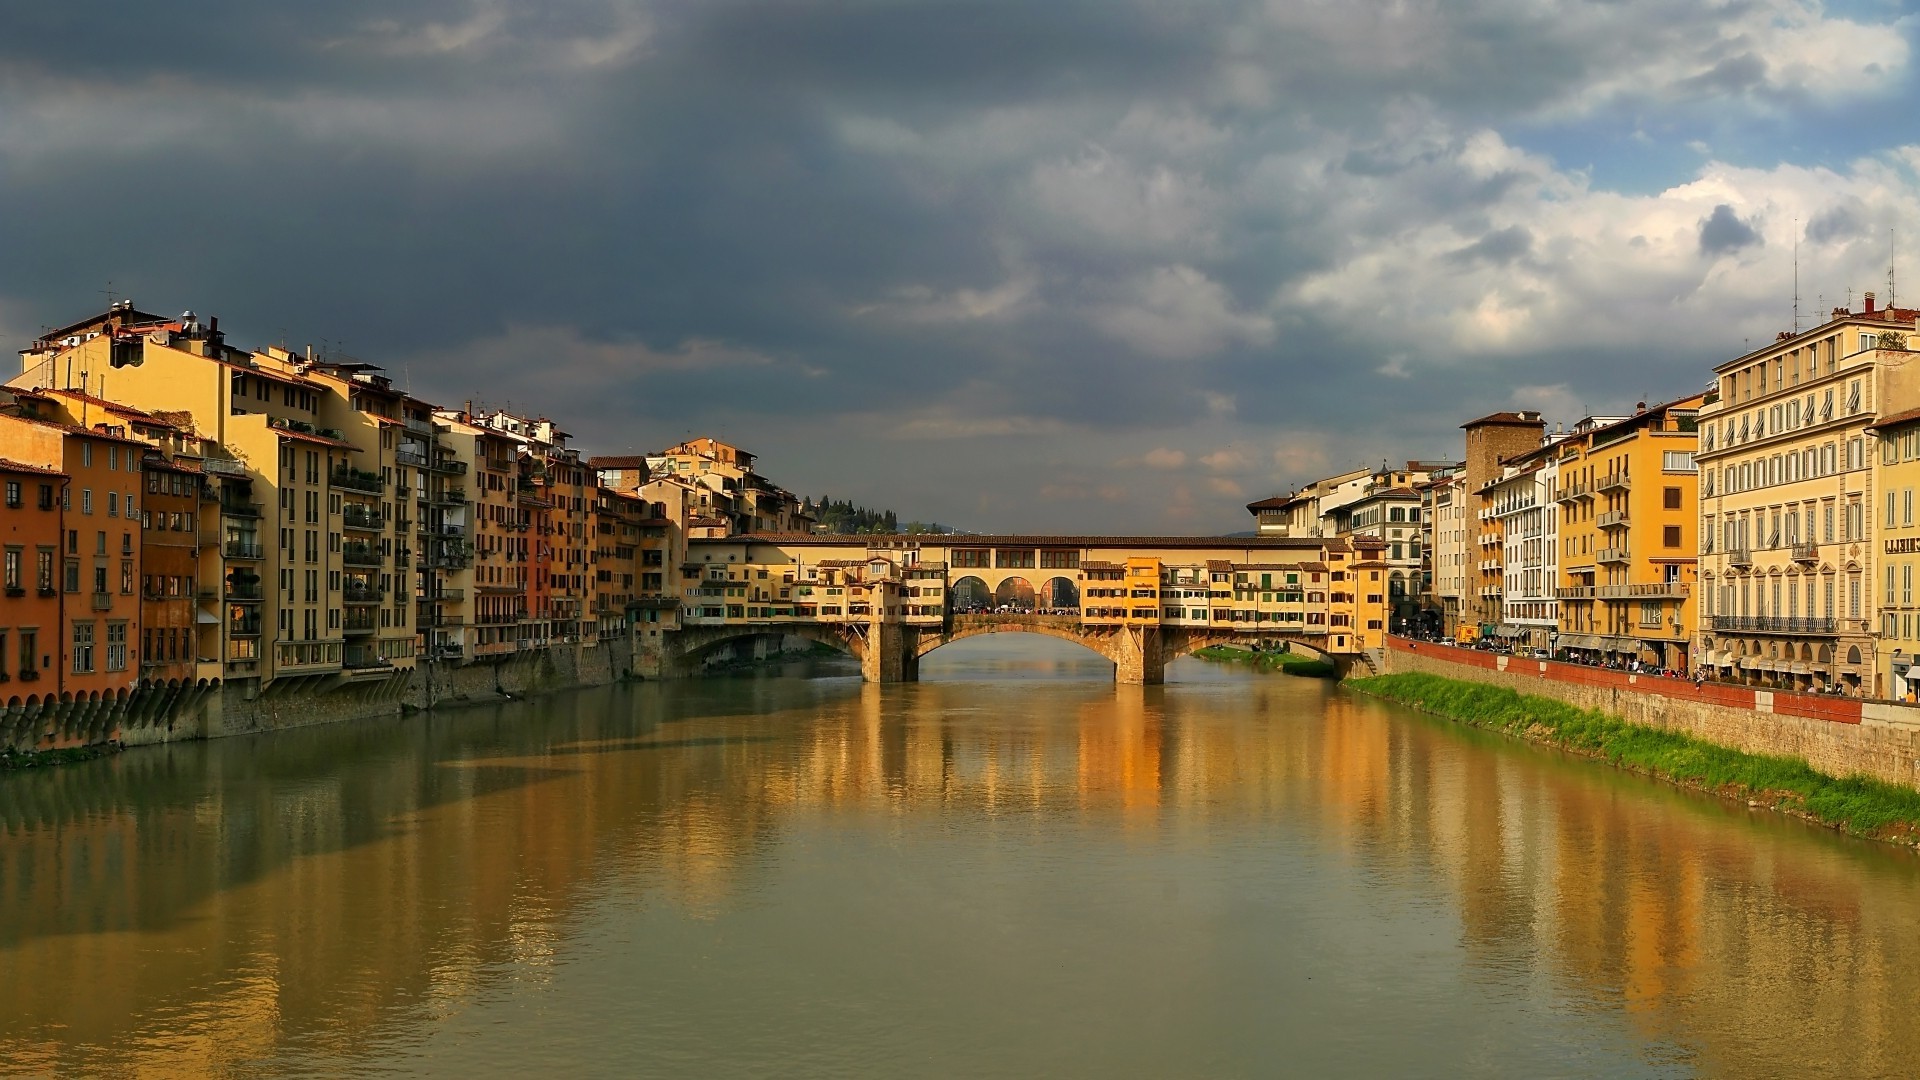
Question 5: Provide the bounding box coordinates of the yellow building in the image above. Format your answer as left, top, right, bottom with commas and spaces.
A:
1695, 295, 1920, 693
1551, 395, 1703, 670
1867, 405, 1920, 699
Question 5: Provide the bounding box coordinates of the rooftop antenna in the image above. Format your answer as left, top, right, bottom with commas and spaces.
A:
1890, 228, 1899, 310
1793, 217, 1801, 334
97, 281, 115, 309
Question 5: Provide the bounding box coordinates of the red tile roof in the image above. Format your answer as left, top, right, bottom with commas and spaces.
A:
0, 457, 67, 477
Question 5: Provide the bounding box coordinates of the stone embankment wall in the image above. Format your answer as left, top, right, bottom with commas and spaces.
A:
7, 636, 642, 756
1378, 637, 1920, 789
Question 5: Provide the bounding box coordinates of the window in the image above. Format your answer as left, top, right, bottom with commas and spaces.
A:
106, 622, 127, 671
3, 548, 18, 591
1664, 525, 1681, 548
19, 630, 34, 677
71, 621, 95, 674
81, 489, 92, 515
3, 481, 17, 508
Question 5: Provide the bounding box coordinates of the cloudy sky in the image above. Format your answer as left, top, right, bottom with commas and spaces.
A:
4, 0, 1918, 533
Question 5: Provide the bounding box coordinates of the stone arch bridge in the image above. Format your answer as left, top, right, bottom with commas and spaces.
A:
664, 614, 1361, 684
656, 531, 1389, 684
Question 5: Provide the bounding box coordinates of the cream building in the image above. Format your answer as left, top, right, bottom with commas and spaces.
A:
1696, 294, 1920, 693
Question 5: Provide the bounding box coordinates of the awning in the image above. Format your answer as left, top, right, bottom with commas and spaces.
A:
197, 606, 221, 625
1561, 634, 1600, 651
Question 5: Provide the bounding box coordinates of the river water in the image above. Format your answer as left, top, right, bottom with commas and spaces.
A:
2, 637, 1918, 1078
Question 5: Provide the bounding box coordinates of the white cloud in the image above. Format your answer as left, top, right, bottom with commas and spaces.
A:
1143, 447, 1189, 469
1090, 265, 1275, 360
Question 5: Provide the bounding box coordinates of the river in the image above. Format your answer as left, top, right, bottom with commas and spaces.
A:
2, 637, 1917, 1077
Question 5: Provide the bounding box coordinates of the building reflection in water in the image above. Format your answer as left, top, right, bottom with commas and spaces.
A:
0, 656, 1917, 1075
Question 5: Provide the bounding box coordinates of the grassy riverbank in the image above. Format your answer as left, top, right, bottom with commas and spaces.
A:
1348, 672, 1920, 845
1191, 645, 1335, 678
1, 744, 123, 771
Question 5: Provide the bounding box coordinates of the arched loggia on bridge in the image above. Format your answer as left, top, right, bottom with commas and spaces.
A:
950, 576, 992, 613
1038, 576, 1080, 612
993, 576, 1035, 612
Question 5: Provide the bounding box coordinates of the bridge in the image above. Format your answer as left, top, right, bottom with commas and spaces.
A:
645, 535, 1390, 684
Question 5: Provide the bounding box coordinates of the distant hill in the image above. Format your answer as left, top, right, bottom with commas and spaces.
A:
812, 496, 954, 535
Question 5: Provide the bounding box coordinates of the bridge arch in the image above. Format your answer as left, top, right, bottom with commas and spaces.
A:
667, 622, 867, 673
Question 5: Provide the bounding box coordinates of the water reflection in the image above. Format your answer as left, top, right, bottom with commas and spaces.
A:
0, 640, 1915, 1076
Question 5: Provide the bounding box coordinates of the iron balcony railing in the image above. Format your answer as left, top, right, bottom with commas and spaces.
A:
342, 546, 383, 567
224, 540, 265, 560
220, 500, 262, 519
396, 448, 430, 468
343, 586, 386, 604
1596, 509, 1629, 529
330, 469, 385, 494
1791, 542, 1819, 563
1727, 546, 1752, 567
342, 507, 385, 531
1597, 582, 1689, 599
1596, 473, 1630, 493
1709, 615, 1836, 634
430, 457, 469, 475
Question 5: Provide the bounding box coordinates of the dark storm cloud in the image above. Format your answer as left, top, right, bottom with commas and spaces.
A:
1446, 225, 1535, 266
1699, 204, 1763, 256
0, 0, 1913, 531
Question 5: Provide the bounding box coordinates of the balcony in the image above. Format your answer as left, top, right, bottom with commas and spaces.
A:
1596, 547, 1629, 564
1597, 582, 1689, 599
91, 591, 114, 611
202, 457, 247, 477
1710, 615, 1836, 635
342, 546, 383, 567
425, 550, 470, 570
1554, 482, 1589, 503
343, 612, 378, 634
420, 588, 465, 602
220, 500, 262, 519
396, 448, 430, 468
430, 457, 469, 475
225, 582, 264, 602
330, 468, 385, 494
1556, 585, 1596, 600
433, 522, 467, 537
342, 506, 385, 532
1727, 546, 1752, 568
404, 416, 435, 437
1791, 541, 1819, 564
343, 586, 385, 604
227, 619, 262, 638
1596, 509, 1629, 529
1596, 473, 1630, 493
431, 489, 468, 507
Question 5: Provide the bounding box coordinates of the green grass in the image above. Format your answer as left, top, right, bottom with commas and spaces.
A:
0, 744, 122, 771
1348, 672, 1920, 843
1192, 645, 1335, 678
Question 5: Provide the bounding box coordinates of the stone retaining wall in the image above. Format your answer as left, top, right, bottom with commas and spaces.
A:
1379, 636, 1920, 789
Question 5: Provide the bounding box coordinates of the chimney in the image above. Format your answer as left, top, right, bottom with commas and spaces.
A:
1866, 291, 1878, 314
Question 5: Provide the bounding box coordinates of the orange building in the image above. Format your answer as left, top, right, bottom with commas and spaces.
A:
0, 408, 148, 698
1, 458, 66, 696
